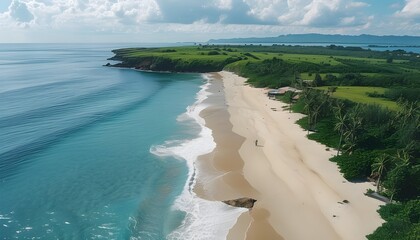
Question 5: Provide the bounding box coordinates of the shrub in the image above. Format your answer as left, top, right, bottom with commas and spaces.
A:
384, 88, 420, 102
207, 51, 220, 55
330, 151, 375, 180
367, 91, 385, 98
383, 165, 420, 201
160, 49, 177, 53
367, 200, 420, 240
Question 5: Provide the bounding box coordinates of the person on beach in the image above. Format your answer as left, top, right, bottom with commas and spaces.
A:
255, 140, 258, 146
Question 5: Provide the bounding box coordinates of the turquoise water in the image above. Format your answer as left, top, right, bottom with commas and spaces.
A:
0, 44, 205, 239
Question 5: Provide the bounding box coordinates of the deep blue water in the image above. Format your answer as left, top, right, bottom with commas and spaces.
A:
0, 44, 204, 239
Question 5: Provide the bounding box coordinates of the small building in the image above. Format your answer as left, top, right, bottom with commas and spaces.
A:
267, 89, 281, 96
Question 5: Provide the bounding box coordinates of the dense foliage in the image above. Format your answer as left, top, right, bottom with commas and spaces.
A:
292, 92, 419, 239
367, 200, 420, 240
383, 88, 420, 102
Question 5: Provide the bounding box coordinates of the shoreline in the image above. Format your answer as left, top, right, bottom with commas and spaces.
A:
194, 73, 256, 201
163, 76, 246, 240
194, 73, 282, 240
196, 71, 384, 239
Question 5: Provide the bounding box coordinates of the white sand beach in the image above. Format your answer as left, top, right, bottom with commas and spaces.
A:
195, 71, 385, 240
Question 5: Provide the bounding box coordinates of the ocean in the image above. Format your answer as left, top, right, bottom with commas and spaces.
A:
0, 43, 243, 240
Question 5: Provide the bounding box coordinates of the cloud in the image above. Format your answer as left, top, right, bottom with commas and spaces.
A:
153, 0, 260, 24
0, 0, 418, 43
111, 0, 161, 25
154, 0, 219, 24
213, 0, 233, 10
2, 0, 373, 28
9, 0, 34, 23
347, 1, 369, 8
2, 0, 163, 30
151, 0, 372, 27
233, 0, 371, 27
243, 0, 290, 23
300, 0, 340, 26
299, 0, 370, 27
395, 0, 420, 20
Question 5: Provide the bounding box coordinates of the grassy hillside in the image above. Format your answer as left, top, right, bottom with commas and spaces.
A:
109, 46, 246, 72
317, 86, 398, 110
108, 44, 420, 102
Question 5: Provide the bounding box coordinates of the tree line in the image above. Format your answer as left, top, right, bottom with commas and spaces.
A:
291, 88, 419, 239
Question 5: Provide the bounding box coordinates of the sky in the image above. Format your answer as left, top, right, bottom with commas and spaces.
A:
0, 0, 419, 43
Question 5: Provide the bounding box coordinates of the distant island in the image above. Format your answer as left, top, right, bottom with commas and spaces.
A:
208, 34, 420, 46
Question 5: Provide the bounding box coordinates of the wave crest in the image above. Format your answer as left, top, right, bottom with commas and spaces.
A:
150, 74, 245, 240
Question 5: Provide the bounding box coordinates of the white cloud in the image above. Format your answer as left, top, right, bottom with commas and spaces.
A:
0, 12, 11, 28
243, 0, 289, 22
241, 0, 370, 27
4, 0, 161, 28
0, 0, 418, 43
395, 0, 420, 20
340, 16, 356, 25
275, 0, 310, 24
300, 0, 340, 26
213, 0, 233, 10
347, 1, 369, 8
111, 0, 161, 24
299, 0, 371, 27
1, 0, 373, 28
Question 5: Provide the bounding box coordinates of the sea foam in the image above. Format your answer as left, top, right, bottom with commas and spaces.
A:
150, 74, 246, 240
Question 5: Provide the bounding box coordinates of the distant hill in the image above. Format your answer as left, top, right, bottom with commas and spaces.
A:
208, 34, 420, 46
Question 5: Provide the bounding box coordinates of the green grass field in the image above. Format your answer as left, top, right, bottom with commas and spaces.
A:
334, 56, 408, 64
300, 72, 389, 80
300, 72, 342, 80
113, 46, 418, 73
317, 86, 398, 110
111, 45, 420, 95
360, 73, 384, 77
279, 54, 342, 65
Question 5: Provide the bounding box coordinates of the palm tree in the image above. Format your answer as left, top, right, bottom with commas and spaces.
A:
302, 88, 330, 134
394, 100, 419, 147
342, 116, 361, 154
392, 149, 411, 168
302, 88, 314, 134
311, 92, 330, 128
343, 105, 363, 154
334, 102, 347, 156
387, 187, 396, 203
285, 90, 299, 113
371, 154, 389, 192
394, 99, 419, 129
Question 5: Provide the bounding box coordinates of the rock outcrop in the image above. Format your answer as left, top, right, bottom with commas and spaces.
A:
222, 198, 257, 209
